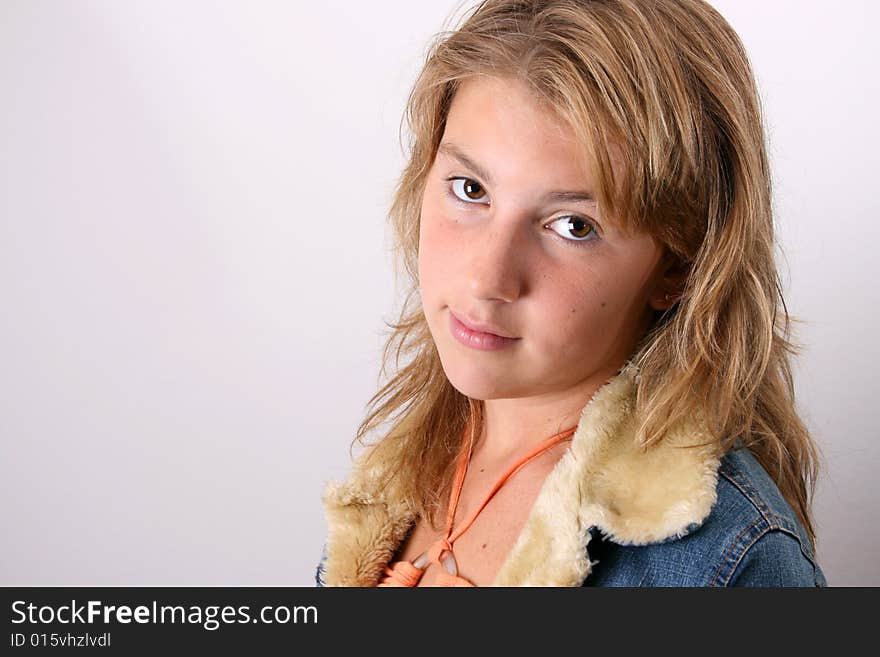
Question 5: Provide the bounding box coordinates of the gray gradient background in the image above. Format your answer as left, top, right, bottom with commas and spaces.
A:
2, 0, 876, 586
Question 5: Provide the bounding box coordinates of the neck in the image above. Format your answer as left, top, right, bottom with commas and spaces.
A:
470, 365, 619, 465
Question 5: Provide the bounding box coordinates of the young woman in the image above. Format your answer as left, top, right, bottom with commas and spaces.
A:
315, 0, 827, 587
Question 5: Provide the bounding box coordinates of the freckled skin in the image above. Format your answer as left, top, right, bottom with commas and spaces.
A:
418, 75, 678, 450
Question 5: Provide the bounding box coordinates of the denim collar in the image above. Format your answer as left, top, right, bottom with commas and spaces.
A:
321, 359, 723, 586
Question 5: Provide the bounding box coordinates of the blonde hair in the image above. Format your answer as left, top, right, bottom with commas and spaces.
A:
352, 0, 823, 550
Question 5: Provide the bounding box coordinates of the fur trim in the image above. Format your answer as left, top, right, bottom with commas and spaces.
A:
321, 360, 721, 586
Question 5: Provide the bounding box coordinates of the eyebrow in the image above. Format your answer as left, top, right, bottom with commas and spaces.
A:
437, 141, 596, 204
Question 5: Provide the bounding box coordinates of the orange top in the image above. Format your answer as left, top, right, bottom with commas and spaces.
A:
377, 420, 576, 587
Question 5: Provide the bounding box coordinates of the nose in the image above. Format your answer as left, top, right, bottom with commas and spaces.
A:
464, 214, 527, 303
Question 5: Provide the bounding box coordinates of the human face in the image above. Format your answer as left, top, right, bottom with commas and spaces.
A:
418, 75, 670, 403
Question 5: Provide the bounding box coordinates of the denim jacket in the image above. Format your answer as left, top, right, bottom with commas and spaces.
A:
316, 360, 827, 587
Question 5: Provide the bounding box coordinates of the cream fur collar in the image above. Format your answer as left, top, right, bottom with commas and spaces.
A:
320, 360, 722, 586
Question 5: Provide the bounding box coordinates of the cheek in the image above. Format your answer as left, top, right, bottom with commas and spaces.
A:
419, 184, 460, 248
536, 267, 651, 365
534, 273, 610, 345
543, 265, 603, 313
417, 199, 456, 300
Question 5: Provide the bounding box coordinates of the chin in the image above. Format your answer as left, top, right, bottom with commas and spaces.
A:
437, 353, 516, 400
447, 379, 509, 401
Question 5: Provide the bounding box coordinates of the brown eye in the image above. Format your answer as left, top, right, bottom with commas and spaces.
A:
567, 217, 593, 238
449, 177, 489, 204
463, 180, 484, 199
546, 215, 599, 245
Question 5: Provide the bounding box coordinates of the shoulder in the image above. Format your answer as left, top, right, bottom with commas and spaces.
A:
710, 446, 827, 586
584, 446, 827, 587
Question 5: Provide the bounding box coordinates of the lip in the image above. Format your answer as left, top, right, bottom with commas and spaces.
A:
449, 311, 520, 351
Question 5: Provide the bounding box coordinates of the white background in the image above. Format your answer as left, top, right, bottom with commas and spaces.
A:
1, 0, 876, 586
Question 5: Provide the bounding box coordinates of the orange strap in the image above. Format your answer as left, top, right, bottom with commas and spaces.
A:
377, 419, 576, 587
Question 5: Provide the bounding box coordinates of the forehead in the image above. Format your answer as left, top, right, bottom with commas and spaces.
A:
441, 76, 597, 186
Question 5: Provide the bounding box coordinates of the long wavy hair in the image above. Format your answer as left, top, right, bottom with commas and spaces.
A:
350, 0, 823, 551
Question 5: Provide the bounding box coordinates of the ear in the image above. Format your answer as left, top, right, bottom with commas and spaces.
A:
648, 249, 690, 311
